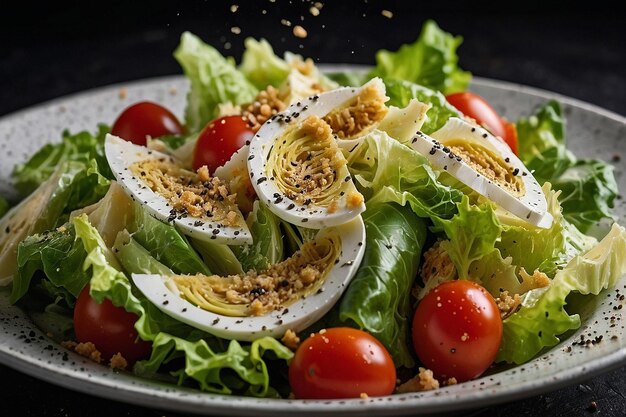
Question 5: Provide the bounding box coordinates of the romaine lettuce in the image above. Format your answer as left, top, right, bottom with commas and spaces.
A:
174, 32, 258, 132
73, 214, 293, 396
338, 203, 427, 368
516, 100, 565, 164
12, 125, 112, 196
369, 20, 471, 95
239, 38, 291, 89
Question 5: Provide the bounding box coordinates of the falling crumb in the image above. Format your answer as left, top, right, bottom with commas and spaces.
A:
109, 352, 128, 370
230, 4, 238, 13
359, 392, 369, 399
381, 9, 393, 18
231, 26, 241, 35
281, 18, 292, 27
293, 25, 308, 39
224, 42, 232, 50
309, 6, 320, 16
118, 88, 128, 100
314, 1, 323, 8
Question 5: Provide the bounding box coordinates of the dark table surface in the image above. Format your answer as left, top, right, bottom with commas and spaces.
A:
1, 1, 625, 416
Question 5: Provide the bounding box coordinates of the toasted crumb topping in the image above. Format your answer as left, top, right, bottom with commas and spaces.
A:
281, 329, 301, 351
447, 141, 525, 197
323, 83, 388, 139
109, 352, 128, 370
74, 342, 102, 364
173, 234, 340, 316
346, 191, 364, 209
242, 85, 287, 131
497, 290, 522, 319
396, 367, 440, 393
519, 267, 551, 293
129, 159, 241, 226
420, 241, 456, 284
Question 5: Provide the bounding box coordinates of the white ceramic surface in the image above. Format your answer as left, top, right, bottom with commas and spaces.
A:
0, 69, 625, 416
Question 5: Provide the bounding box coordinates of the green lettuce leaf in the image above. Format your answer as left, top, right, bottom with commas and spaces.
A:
325, 71, 369, 88
433, 196, 501, 280
73, 214, 293, 396
127, 202, 211, 275
11, 224, 89, 304
384, 79, 461, 134
497, 223, 626, 364
338, 203, 427, 368
231, 201, 284, 272
369, 20, 471, 95
174, 32, 258, 132
516, 101, 618, 235
239, 38, 291, 89
348, 130, 462, 220
12, 125, 112, 196
516, 100, 564, 164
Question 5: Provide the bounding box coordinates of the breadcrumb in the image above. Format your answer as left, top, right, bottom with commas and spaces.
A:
118, 88, 128, 99
293, 25, 308, 39
74, 342, 102, 364
109, 352, 128, 370
359, 392, 369, 399
396, 367, 440, 393
282, 329, 301, 351
497, 290, 522, 319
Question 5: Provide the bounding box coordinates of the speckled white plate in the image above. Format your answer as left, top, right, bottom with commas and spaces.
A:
1, 67, 625, 416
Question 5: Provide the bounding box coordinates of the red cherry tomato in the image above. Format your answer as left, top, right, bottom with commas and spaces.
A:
73, 285, 152, 364
412, 280, 502, 382
446, 92, 518, 154
289, 327, 396, 399
111, 101, 184, 146
192, 116, 254, 173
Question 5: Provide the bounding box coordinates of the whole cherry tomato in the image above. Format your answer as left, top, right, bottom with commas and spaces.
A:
111, 101, 184, 146
73, 285, 152, 364
412, 280, 502, 382
289, 327, 396, 399
192, 116, 254, 172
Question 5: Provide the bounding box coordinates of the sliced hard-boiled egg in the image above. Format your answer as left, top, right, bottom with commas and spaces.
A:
248, 78, 390, 228
409, 117, 553, 228
132, 215, 366, 341
105, 134, 252, 244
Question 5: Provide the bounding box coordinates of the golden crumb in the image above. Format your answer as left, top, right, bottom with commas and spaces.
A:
381, 9, 393, 18
359, 392, 369, 399
230, 4, 238, 13
282, 329, 301, 351
56, 225, 67, 233
118, 88, 128, 100
346, 191, 364, 209
109, 352, 128, 370
497, 290, 522, 319
327, 200, 339, 214
231, 26, 241, 35
74, 342, 102, 364
281, 18, 292, 27
169, 86, 178, 95
293, 25, 308, 39
61, 340, 78, 350
242, 85, 286, 131
396, 367, 440, 393
443, 377, 458, 386
309, 6, 320, 16
519, 268, 550, 293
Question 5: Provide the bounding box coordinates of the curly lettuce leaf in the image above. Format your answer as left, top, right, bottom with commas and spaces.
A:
369, 20, 471, 95
516, 100, 565, 164
497, 223, 626, 364
348, 130, 462, 220
12, 125, 112, 196
174, 32, 258, 132
384, 79, 461, 134
432, 196, 501, 280
338, 203, 427, 368
73, 214, 293, 396
517, 101, 617, 235
239, 38, 291, 89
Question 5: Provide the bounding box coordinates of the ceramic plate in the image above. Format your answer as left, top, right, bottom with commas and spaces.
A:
1, 68, 625, 416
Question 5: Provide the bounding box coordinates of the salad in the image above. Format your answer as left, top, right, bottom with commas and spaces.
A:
0, 20, 625, 400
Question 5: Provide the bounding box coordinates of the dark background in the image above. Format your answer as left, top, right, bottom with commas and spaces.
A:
1, 0, 625, 416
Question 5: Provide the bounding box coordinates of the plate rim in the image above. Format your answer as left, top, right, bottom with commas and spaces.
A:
1, 68, 625, 416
